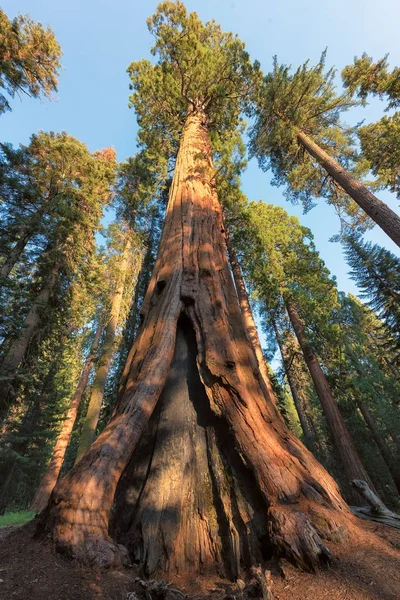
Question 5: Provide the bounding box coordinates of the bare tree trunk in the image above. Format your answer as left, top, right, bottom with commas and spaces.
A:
0, 225, 32, 279
357, 399, 400, 495
30, 322, 104, 513
270, 317, 316, 447
74, 240, 131, 462
225, 229, 278, 408
286, 299, 374, 503
38, 110, 351, 575
297, 130, 400, 248
0, 263, 59, 419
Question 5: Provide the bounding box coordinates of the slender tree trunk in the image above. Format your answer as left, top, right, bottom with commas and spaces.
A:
0, 263, 59, 419
0, 225, 32, 279
30, 322, 104, 513
38, 110, 351, 574
356, 399, 400, 495
271, 317, 316, 447
286, 299, 374, 503
297, 130, 400, 248
75, 240, 131, 462
225, 228, 278, 409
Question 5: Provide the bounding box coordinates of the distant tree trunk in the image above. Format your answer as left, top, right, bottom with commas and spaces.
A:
38, 109, 351, 575
286, 299, 374, 503
225, 228, 278, 408
0, 225, 32, 279
30, 322, 104, 513
356, 399, 400, 495
297, 130, 400, 248
0, 262, 59, 420
270, 317, 316, 447
75, 240, 131, 462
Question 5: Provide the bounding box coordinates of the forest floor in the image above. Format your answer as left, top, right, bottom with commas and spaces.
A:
0, 516, 399, 600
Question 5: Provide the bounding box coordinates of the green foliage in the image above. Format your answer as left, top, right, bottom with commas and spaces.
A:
342, 53, 400, 108
0, 8, 62, 114
357, 113, 400, 198
249, 52, 372, 232
344, 235, 400, 352
127, 1, 259, 171
342, 54, 400, 198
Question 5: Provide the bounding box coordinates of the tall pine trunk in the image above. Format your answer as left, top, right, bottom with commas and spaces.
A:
0, 224, 32, 279
297, 130, 400, 248
286, 299, 374, 503
74, 240, 131, 462
0, 263, 59, 419
225, 228, 278, 408
38, 110, 351, 575
356, 399, 400, 495
30, 321, 104, 513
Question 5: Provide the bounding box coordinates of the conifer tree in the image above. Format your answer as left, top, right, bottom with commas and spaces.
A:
0, 9, 61, 115
344, 235, 400, 352
249, 53, 400, 246
342, 54, 400, 199
38, 2, 352, 574
233, 200, 374, 501
0, 134, 116, 419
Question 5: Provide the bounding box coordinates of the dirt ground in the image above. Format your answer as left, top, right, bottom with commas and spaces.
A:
0, 516, 399, 600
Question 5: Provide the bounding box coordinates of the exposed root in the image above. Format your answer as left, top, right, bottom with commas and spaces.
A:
55, 533, 130, 568
268, 506, 331, 571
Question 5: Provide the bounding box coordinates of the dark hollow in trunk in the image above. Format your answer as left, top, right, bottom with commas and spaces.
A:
112, 316, 270, 580
37, 110, 351, 576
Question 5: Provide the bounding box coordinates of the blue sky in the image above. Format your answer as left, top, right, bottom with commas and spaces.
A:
2, 0, 400, 297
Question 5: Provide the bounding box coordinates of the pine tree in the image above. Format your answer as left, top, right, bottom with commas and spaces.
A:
37, 2, 351, 574
343, 235, 400, 352
232, 200, 374, 501
342, 54, 400, 199
0, 8, 61, 115
249, 52, 400, 246
0, 133, 116, 420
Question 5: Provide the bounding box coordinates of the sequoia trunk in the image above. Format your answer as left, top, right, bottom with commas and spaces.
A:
75, 240, 131, 462
30, 321, 104, 513
286, 299, 374, 503
38, 110, 351, 575
357, 399, 400, 495
297, 130, 400, 248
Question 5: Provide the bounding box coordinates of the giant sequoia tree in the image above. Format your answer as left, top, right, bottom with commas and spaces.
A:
39, 2, 352, 576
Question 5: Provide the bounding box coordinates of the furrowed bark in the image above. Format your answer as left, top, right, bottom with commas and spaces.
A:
297, 130, 400, 248
30, 321, 104, 513
38, 110, 351, 574
286, 299, 374, 504
225, 228, 278, 409
356, 399, 400, 495
75, 239, 131, 463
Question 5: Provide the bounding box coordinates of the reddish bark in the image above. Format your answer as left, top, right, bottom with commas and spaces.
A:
38, 110, 351, 574
286, 299, 374, 503
30, 321, 103, 513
